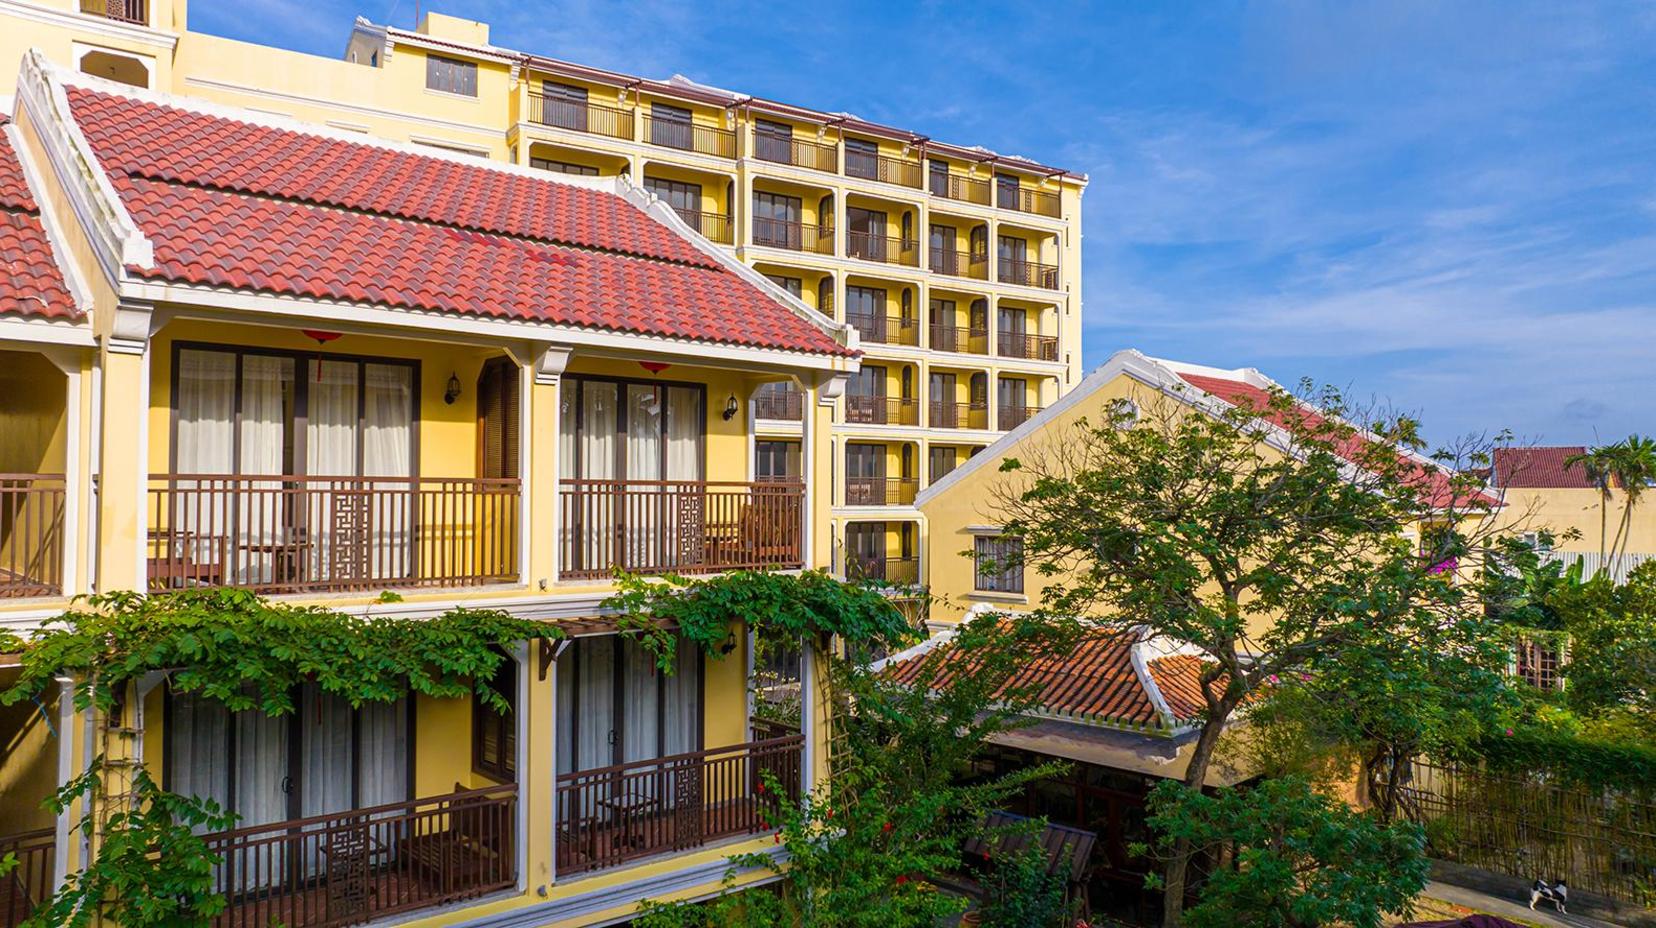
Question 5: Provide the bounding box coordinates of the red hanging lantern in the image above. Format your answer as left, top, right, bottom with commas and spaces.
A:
639, 361, 671, 374
301, 329, 342, 344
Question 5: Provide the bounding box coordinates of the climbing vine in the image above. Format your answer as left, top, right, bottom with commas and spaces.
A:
1, 588, 562, 928
604, 569, 919, 674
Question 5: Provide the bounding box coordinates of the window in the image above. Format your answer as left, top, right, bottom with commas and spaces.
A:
542, 81, 589, 131
473, 651, 518, 780
426, 54, 478, 97
649, 103, 693, 149
555, 636, 702, 775
755, 119, 794, 163
845, 138, 879, 179
929, 446, 957, 482
846, 286, 886, 319
929, 159, 950, 196
764, 274, 803, 297
974, 535, 1023, 593
753, 192, 803, 248
756, 440, 799, 480
995, 172, 1020, 209
531, 158, 599, 176
558, 375, 706, 481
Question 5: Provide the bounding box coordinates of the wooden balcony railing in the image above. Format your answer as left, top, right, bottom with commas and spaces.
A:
146, 475, 520, 596
558, 479, 803, 579
846, 232, 920, 267
845, 150, 923, 188
998, 332, 1060, 362
844, 312, 920, 347
556, 736, 803, 875
0, 828, 53, 928
845, 476, 917, 507
929, 402, 989, 430
928, 247, 988, 280
845, 554, 919, 587
998, 257, 1061, 290
0, 474, 65, 599
752, 217, 834, 255
845, 395, 919, 426
754, 388, 804, 421
667, 207, 734, 245
754, 135, 837, 172
998, 185, 1062, 218
527, 93, 634, 141
930, 172, 991, 205
82, 0, 146, 25
929, 325, 988, 355
203, 786, 516, 928
999, 405, 1043, 430
644, 116, 737, 159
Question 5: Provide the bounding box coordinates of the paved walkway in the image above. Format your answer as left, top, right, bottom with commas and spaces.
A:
1422, 880, 1627, 928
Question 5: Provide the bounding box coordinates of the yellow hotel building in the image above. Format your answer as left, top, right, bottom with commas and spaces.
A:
0, 0, 1088, 593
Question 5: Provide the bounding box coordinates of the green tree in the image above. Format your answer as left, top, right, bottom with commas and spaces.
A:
988, 384, 1500, 926
1549, 560, 1656, 735
635, 610, 1078, 928
1566, 443, 1621, 562
1605, 435, 1656, 564
1139, 776, 1429, 928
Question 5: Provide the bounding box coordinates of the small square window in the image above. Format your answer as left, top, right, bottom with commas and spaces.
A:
974, 535, 1023, 594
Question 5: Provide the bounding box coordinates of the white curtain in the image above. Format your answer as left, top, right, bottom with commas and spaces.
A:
359, 698, 408, 809
239, 355, 292, 585
576, 383, 617, 573
363, 364, 414, 582
306, 361, 358, 585
575, 638, 615, 774
167, 691, 231, 830
174, 350, 236, 569
665, 388, 701, 481
621, 637, 662, 765
662, 637, 701, 758
298, 686, 355, 877
233, 708, 290, 829
626, 386, 662, 568
555, 646, 576, 777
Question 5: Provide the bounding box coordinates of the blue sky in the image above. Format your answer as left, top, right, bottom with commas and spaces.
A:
193, 1, 1656, 447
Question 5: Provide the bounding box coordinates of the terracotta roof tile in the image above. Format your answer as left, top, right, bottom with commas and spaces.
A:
1492, 446, 1596, 489
1177, 373, 1497, 510
0, 119, 77, 320
885, 625, 1214, 730
62, 85, 850, 356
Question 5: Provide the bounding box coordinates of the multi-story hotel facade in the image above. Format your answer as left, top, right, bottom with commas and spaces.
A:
0, 0, 1086, 594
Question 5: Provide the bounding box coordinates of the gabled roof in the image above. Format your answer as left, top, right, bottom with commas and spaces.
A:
1492, 446, 1597, 489
918, 349, 1497, 511
25, 61, 855, 360
878, 608, 1217, 736
0, 118, 77, 321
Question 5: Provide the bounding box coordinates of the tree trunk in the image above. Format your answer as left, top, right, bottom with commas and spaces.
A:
1160, 710, 1230, 928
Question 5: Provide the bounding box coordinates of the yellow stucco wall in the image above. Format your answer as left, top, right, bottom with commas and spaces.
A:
1492, 486, 1656, 558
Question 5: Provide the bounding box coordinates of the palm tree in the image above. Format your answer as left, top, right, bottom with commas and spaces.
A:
1566, 444, 1617, 561
1606, 434, 1656, 563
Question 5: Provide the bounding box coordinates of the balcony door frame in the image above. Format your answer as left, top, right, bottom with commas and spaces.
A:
554, 634, 706, 775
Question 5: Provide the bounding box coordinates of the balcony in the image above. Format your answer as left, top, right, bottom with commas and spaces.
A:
202, 786, 517, 928
644, 115, 737, 159
752, 217, 834, 255
845, 554, 919, 587
526, 93, 634, 141
845, 476, 917, 506
145, 475, 521, 596
931, 172, 991, 206
844, 312, 920, 347
754, 135, 837, 172
556, 736, 803, 875
928, 247, 988, 280
0, 828, 52, 928
999, 404, 1043, 429
0, 474, 65, 598
754, 387, 804, 421
930, 324, 988, 355
845, 151, 923, 189
929, 402, 989, 430
999, 332, 1060, 362
667, 206, 734, 245
847, 232, 920, 268
998, 257, 1060, 290
998, 186, 1062, 218
845, 395, 920, 426
81, 0, 145, 24
557, 479, 804, 579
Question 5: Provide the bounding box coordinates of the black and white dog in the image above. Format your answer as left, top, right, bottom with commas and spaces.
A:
1528, 878, 1568, 913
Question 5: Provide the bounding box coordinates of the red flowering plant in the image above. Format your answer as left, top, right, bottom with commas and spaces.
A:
636, 609, 1076, 928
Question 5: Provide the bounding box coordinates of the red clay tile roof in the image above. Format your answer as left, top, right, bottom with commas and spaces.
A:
0, 119, 77, 320
1177, 373, 1497, 510
885, 625, 1213, 731
64, 86, 851, 357
1492, 446, 1597, 489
